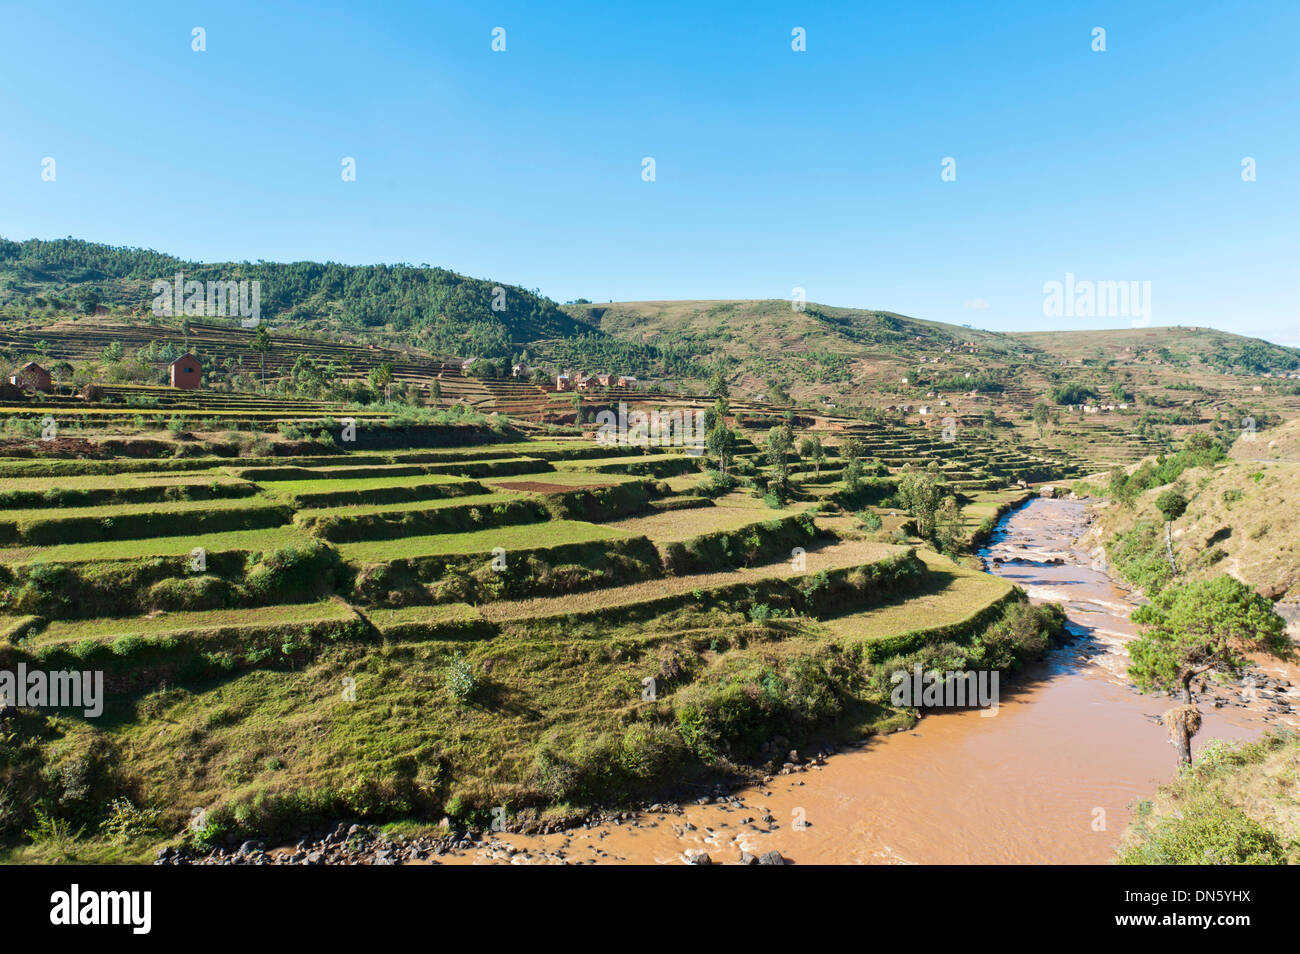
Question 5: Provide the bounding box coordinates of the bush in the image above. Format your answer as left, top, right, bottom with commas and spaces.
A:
147, 574, 230, 612
445, 651, 480, 704
241, 541, 347, 602
856, 510, 883, 531
98, 797, 163, 844
1117, 797, 1290, 864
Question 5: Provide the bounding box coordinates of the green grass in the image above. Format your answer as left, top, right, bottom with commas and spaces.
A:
1117, 731, 1300, 864
337, 520, 631, 562
34, 600, 358, 645
0, 472, 233, 492
485, 471, 640, 489
0, 526, 310, 565
263, 473, 472, 495
0, 495, 280, 527
822, 551, 1014, 639
481, 538, 901, 623
608, 499, 803, 543
366, 603, 483, 629
294, 491, 520, 520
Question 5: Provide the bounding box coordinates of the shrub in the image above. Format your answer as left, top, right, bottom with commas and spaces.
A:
98, 797, 163, 844
1117, 797, 1290, 864
856, 510, 883, 531
241, 541, 347, 603
147, 574, 230, 612
445, 651, 480, 704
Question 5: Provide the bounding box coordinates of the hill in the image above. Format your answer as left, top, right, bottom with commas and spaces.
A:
0, 237, 586, 354
6, 239, 1300, 470
559, 298, 1300, 468
1082, 422, 1300, 611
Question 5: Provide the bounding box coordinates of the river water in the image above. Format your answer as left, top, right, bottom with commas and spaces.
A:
439, 496, 1299, 865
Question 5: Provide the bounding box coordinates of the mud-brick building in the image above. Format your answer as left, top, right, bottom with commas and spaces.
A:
169, 353, 202, 389
9, 362, 52, 391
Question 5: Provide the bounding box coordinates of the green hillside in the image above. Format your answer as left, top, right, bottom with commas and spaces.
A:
0, 237, 585, 355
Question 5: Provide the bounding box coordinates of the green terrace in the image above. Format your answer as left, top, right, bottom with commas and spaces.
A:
336, 519, 630, 563
0, 420, 1077, 858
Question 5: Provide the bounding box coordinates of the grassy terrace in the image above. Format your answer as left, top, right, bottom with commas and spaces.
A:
31, 600, 359, 646
0, 527, 309, 565
263, 473, 472, 493
0, 472, 246, 492
0, 495, 280, 524
484, 471, 641, 489
607, 499, 804, 542
294, 491, 520, 519
481, 538, 901, 622
337, 519, 631, 562
822, 551, 1015, 640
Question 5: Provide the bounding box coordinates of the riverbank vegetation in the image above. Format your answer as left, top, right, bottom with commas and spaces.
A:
1118, 731, 1300, 864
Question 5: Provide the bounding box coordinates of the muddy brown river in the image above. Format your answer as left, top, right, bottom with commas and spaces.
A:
437, 497, 1299, 865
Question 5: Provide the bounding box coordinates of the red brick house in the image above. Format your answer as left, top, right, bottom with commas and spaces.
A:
9, 362, 52, 392
170, 353, 202, 389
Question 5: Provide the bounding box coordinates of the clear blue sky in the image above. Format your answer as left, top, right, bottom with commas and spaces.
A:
3, 1, 1297, 344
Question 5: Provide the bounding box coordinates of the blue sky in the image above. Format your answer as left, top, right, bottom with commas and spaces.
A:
2, 1, 1297, 344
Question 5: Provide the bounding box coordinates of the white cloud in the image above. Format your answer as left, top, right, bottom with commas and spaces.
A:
962, 298, 991, 310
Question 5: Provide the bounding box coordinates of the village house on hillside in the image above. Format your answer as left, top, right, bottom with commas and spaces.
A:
555, 373, 570, 391
170, 353, 202, 389
8, 361, 52, 392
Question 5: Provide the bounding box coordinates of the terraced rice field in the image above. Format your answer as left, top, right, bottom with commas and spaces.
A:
0, 423, 1055, 643
0, 419, 1059, 863
822, 551, 1015, 639
337, 519, 630, 562
607, 499, 803, 542
34, 599, 360, 647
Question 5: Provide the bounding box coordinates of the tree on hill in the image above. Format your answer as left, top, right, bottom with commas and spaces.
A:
49, 361, 73, 389
1128, 576, 1290, 766
1032, 401, 1050, 438
1051, 383, 1098, 405
1155, 487, 1189, 573
706, 419, 736, 476
842, 437, 864, 493
799, 435, 825, 476
708, 368, 729, 399
369, 362, 395, 402
0, 236, 585, 356
250, 324, 271, 392
766, 379, 790, 405
765, 424, 795, 500
896, 465, 947, 539
934, 496, 966, 553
